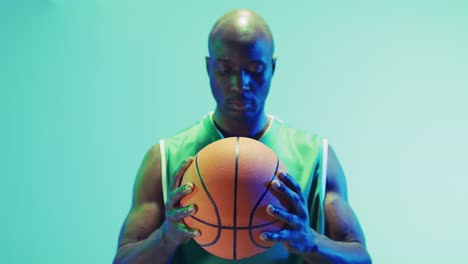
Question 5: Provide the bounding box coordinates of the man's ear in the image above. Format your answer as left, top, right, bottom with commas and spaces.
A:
205, 56, 210, 75
271, 55, 277, 75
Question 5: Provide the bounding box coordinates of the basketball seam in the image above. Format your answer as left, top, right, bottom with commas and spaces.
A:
232, 137, 240, 260
194, 155, 222, 247
248, 156, 281, 249
189, 215, 280, 230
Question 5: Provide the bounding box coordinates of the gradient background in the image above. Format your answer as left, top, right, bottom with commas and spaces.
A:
1, 0, 467, 263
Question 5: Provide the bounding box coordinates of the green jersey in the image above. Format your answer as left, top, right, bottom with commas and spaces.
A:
160, 112, 328, 264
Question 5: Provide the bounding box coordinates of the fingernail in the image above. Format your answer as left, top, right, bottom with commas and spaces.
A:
185, 183, 193, 191
188, 204, 196, 212
260, 233, 267, 240
267, 205, 275, 213
194, 230, 200, 237
272, 180, 280, 188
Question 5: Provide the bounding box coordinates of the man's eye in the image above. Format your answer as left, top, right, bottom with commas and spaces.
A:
246, 63, 265, 74
216, 64, 233, 74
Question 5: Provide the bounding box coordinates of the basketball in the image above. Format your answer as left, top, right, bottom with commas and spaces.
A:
179, 136, 289, 260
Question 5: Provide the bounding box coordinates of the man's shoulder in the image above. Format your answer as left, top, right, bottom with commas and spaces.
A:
164, 114, 209, 142
271, 115, 324, 144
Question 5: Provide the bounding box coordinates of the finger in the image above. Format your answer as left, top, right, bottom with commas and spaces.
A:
260, 229, 293, 242
277, 171, 303, 197
271, 179, 305, 214
167, 183, 194, 209
168, 204, 198, 222
176, 222, 201, 237
261, 229, 306, 242
170, 157, 194, 190
266, 204, 300, 228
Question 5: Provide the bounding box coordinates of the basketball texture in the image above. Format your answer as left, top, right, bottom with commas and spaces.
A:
179, 136, 289, 260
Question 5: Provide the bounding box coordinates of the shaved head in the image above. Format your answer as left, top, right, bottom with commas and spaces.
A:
206, 9, 276, 137
208, 9, 274, 57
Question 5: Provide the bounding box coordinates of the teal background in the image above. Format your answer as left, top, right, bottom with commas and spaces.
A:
1, 0, 467, 263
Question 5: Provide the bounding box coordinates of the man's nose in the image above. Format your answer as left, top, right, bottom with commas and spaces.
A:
230, 70, 251, 92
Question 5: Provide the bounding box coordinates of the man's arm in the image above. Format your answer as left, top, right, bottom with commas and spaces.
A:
261, 145, 371, 263
303, 145, 371, 263
113, 144, 198, 264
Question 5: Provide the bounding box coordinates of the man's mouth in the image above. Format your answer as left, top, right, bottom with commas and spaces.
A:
227, 99, 254, 111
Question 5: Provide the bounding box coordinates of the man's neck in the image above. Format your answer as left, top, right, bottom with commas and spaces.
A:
212, 110, 270, 140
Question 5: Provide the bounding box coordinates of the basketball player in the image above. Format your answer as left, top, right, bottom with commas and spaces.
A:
113, 9, 371, 264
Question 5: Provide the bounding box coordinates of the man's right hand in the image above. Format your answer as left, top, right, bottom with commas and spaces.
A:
161, 157, 200, 247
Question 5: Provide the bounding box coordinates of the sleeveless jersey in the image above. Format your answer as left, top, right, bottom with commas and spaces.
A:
160, 112, 329, 264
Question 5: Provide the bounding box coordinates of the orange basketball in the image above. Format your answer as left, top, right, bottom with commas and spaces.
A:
180, 136, 289, 260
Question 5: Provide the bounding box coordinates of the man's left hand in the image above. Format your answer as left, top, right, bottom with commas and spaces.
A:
260, 171, 319, 254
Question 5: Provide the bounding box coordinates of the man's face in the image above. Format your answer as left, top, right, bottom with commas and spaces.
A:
206, 37, 275, 121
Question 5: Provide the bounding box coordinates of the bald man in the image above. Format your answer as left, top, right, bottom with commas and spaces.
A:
113, 9, 371, 264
